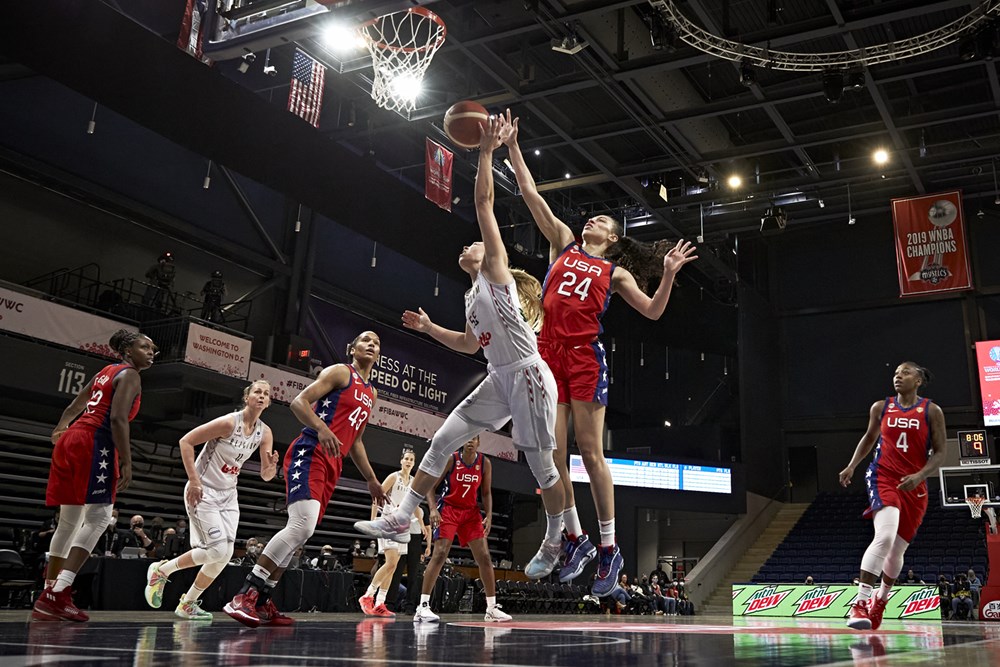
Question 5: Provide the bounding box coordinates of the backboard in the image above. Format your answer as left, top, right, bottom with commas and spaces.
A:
939, 464, 1000, 508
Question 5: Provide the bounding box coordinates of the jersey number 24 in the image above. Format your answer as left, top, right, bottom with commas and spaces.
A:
556, 272, 592, 302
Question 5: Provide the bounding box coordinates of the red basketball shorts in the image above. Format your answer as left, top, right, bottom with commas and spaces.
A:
864, 476, 929, 543
538, 337, 609, 405
46, 426, 118, 506
435, 504, 484, 547
284, 433, 343, 523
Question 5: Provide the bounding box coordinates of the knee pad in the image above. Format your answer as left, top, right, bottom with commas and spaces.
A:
48, 505, 85, 559
263, 499, 319, 566
72, 504, 113, 554
418, 418, 480, 478
205, 541, 234, 564
524, 450, 560, 489
882, 536, 910, 580
199, 559, 228, 580
861, 507, 899, 574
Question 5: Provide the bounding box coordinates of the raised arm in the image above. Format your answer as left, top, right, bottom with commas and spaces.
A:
475, 114, 513, 284
612, 240, 698, 320
839, 401, 885, 487
499, 110, 575, 254
401, 308, 481, 355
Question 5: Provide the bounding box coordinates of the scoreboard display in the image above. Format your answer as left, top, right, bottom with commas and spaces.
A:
958, 429, 991, 467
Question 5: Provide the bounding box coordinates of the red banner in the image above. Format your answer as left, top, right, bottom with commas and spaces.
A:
425, 138, 453, 212
891, 191, 972, 296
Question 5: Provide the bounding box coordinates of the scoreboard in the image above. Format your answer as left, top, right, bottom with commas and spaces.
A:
958, 429, 991, 467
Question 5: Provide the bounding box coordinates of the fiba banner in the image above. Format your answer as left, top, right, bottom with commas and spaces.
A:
891, 191, 972, 296
975, 341, 1000, 426
247, 361, 311, 404
0, 285, 137, 358
372, 400, 517, 461
425, 138, 453, 212
184, 322, 250, 379
732, 584, 939, 620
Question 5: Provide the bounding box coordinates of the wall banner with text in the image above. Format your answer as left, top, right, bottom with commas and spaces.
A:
891, 191, 972, 297
732, 584, 939, 620
184, 322, 251, 379
976, 340, 1000, 427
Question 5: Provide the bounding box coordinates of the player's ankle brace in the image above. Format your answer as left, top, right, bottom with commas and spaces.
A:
240, 572, 267, 595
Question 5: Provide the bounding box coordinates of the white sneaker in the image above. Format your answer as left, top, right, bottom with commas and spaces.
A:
524, 540, 562, 579
413, 602, 440, 623
354, 515, 411, 542
484, 604, 512, 622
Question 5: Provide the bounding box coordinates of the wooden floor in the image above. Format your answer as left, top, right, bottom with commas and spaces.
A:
2, 610, 1000, 666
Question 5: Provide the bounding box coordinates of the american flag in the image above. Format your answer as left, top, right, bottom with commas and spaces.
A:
287, 48, 325, 128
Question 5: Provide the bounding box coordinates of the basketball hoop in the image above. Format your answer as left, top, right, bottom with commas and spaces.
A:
359, 6, 447, 115
967, 496, 987, 518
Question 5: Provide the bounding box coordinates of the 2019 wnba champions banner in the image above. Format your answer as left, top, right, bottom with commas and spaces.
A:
891, 191, 972, 297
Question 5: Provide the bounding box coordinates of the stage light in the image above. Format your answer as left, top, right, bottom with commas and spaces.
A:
565, 172, 571, 179
818, 199, 825, 208
739, 60, 756, 87
534, 149, 541, 156
760, 206, 787, 234
238, 52, 255, 74
727, 175, 742, 189
873, 149, 889, 165
822, 70, 844, 103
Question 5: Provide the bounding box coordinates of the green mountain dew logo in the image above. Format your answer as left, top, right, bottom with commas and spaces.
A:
793, 586, 844, 615
744, 586, 792, 614
900, 587, 939, 617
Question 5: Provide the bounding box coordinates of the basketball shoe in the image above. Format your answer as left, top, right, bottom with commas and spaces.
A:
558, 533, 596, 583
846, 600, 872, 630
359, 595, 376, 615
591, 544, 623, 597
144, 560, 169, 609
175, 595, 212, 621
525, 539, 562, 579
31, 586, 89, 622
256, 598, 294, 626
868, 596, 888, 631
413, 602, 440, 623
224, 589, 261, 628
371, 603, 396, 618
484, 604, 512, 622
354, 515, 411, 543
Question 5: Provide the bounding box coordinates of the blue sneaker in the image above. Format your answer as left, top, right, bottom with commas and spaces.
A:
558, 533, 596, 583
591, 544, 623, 597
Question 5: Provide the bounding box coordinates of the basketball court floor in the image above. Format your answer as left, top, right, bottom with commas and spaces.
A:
2, 611, 999, 666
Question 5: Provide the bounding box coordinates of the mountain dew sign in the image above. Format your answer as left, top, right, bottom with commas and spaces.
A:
732, 584, 940, 619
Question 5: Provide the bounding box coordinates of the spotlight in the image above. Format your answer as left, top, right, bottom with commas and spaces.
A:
263, 65, 277, 76
534, 149, 541, 156
848, 216, 856, 225
238, 52, 255, 74
565, 172, 571, 179
323, 23, 366, 52
767, 0, 783, 24
959, 32, 980, 62
822, 70, 844, 103
818, 199, 825, 208
727, 175, 742, 189
844, 70, 865, 90
739, 60, 756, 87
551, 35, 589, 55
663, 420, 672, 428
760, 206, 787, 234
873, 149, 889, 165
648, 13, 677, 52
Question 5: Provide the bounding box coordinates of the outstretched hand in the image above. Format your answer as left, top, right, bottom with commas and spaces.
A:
663, 240, 698, 274
498, 108, 519, 146
402, 308, 432, 333
478, 113, 505, 152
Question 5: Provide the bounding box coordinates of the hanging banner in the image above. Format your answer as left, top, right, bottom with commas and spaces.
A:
184, 322, 251, 379
0, 285, 136, 358
425, 138, 453, 212
891, 191, 972, 297
975, 340, 1000, 426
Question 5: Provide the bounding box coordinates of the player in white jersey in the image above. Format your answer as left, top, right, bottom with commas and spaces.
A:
355, 115, 567, 587
358, 448, 431, 616
143, 380, 277, 620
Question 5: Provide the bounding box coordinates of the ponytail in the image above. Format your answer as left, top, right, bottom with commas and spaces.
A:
606, 237, 673, 294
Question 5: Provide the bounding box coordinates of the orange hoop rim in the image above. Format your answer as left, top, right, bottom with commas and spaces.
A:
359, 6, 447, 54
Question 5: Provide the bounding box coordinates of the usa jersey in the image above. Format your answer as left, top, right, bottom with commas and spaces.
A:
465, 271, 538, 367
301, 365, 375, 456
438, 451, 483, 511
195, 412, 265, 491
540, 243, 615, 343
73, 363, 141, 433
869, 397, 932, 482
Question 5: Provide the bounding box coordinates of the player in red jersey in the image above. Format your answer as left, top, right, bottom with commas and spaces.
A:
839, 362, 947, 631
412, 436, 510, 622
501, 111, 697, 596
224, 331, 388, 628
32, 329, 156, 622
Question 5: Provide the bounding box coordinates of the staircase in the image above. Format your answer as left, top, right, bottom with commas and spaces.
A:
699, 503, 810, 615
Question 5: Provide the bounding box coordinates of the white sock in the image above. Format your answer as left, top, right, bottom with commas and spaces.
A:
857, 582, 874, 602
598, 519, 615, 548
486, 595, 497, 608
159, 558, 181, 577
52, 570, 76, 593
185, 583, 206, 603
562, 507, 583, 537
877, 582, 892, 601
420, 593, 431, 606
365, 583, 377, 597
545, 513, 562, 544
376, 588, 387, 605
393, 489, 422, 525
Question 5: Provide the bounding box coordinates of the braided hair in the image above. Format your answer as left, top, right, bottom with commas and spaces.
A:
900, 361, 933, 387
109, 328, 152, 360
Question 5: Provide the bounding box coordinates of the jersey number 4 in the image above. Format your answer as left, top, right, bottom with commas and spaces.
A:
347, 406, 368, 431
556, 272, 592, 302
896, 432, 908, 453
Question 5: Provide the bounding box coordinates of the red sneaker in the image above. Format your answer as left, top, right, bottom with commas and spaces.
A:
371, 603, 396, 618
31, 586, 89, 622
256, 598, 294, 626
224, 589, 261, 628
869, 596, 887, 631
359, 595, 376, 616
846, 600, 872, 630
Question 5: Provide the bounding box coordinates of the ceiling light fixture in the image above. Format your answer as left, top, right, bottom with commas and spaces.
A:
822, 70, 845, 103
551, 34, 589, 55
739, 60, 756, 87
727, 174, 742, 189
873, 148, 889, 165
847, 183, 856, 225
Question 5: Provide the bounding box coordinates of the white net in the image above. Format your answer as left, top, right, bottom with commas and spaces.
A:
967, 496, 986, 518
360, 6, 447, 115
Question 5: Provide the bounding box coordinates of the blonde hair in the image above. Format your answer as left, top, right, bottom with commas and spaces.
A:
511, 268, 543, 333
242, 380, 271, 403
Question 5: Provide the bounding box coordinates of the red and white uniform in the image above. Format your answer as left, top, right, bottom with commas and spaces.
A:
46, 363, 141, 506
285, 365, 375, 522
863, 396, 933, 542
435, 451, 485, 547
539, 242, 614, 405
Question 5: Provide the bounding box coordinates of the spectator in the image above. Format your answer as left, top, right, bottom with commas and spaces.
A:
32, 511, 59, 555
287, 546, 304, 570
675, 578, 694, 615
148, 517, 166, 544
173, 518, 190, 552
93, 509, 123, 558
351, 540, 363, 558
142, 252, 177, 312
664, 581, 679, 615
951, 573, 974, 620
240, 538, 262, 566
608, 573, 633, 613
804, 576, 814, 585
937, 575, 953, 619
311, 545, 337, 570
648, 574, 670, 615
902, 569, 924, 584
200, 270, 227, 322
121, 515, 156, 557
967, 568, 982, 608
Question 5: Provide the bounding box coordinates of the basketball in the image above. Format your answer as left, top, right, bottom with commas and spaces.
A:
443, 101, 489, 150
